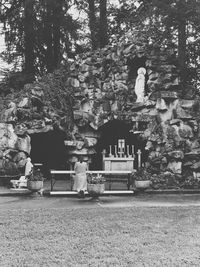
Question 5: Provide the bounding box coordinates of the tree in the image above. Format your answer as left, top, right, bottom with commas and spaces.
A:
76, 0, 109, 49
109, 0, 200, 88
0, 0, 80, 78
52, 0, 63, 68
88, 0, 98, 50
45, 0, 54, 72
24, 0, 35, 78
99, 0, 108, 48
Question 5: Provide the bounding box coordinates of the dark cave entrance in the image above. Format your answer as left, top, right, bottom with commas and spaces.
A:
91, 120, 148, 170
30, 129, 66, 177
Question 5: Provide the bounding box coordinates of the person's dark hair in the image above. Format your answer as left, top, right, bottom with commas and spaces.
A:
79, 156, 84, 162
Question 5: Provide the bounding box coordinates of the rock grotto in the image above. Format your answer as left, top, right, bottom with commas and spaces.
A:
0, 35, 200, 189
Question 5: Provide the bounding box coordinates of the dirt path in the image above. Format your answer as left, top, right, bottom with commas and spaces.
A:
1, 194, 200, 210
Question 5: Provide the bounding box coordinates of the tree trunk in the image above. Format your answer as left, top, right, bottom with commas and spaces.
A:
46, 0, 54, 72
52, 0, 62, 69
88, 0, 98, 50
177, 0, 187, 85
99, 0, 108, 48
24, 0, 35, 79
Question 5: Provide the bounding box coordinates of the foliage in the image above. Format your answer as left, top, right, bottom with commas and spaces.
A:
0, 70, 33, 96
0, 159, 20, 177
183, 176, 200, 189
108, 0, 200, 88
0, 0, 200, 89
0, 0, 81, 77
150, 171, 200, 190
87, 173, 106, 184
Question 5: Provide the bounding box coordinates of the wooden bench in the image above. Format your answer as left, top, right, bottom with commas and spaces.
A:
50, 170, 135, 191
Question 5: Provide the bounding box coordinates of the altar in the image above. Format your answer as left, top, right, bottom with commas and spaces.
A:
102, 139, 142, 172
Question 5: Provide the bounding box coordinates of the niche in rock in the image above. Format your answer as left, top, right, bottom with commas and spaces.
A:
91, 120, 148, 170
127, 55, 147, 80
30, 130, 66, 177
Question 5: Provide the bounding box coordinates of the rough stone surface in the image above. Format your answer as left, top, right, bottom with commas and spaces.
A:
0, 35, 200, 181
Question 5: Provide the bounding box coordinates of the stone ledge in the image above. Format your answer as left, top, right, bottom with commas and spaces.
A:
0, 188, 32, 196
145, 189, 200, 194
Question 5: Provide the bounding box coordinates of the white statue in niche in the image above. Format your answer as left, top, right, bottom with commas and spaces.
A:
134, 67, 146, 103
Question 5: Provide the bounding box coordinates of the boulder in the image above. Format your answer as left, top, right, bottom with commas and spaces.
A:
85, 137, 97, 147
176, 105, 192, 120
184, 149, 200, 160
180, 99, 195, 109
76, 141, 85, 150
169, 119, 182, 125
156, 98, 168, 111
31, 86, 44, 97
13, 151, 27, 168
191, 161, 200, 170
0, 151, 3, 159
18, 97, 29, 108
167, 150, 184, 160
0, 102, 17, 122
178, 123, 193, 139
0, 123, 18, 149
160, 91, 178, 99
68, 148, 96, 155
167, 161, 182, 174
16, 135, 31, 154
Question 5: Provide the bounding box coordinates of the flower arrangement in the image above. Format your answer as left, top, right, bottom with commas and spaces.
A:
87, 173, 106, 184
26, 168, 44, 181
130, 167, 152, 181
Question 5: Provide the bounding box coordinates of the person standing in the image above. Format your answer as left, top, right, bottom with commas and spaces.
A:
73, 156, 88, 198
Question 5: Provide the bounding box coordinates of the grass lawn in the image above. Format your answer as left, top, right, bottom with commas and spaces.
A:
1, 206, 200, 267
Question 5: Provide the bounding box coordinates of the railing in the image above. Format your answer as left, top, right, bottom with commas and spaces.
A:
50, 170, 134, 191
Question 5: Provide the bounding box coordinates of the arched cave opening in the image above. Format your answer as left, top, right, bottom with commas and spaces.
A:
30, 129, 66, 177
91, 120, 148, 170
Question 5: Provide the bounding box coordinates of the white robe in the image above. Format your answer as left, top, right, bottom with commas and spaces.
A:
135, 67, 146, 103
73, 162, 88, 192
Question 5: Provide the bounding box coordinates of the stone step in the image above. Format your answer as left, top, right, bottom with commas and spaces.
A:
50, 190, 134, 196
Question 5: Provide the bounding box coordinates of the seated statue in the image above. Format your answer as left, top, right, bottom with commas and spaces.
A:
134, 67, 146, 103
11, 157, 33, 189
25, 157, 33, 177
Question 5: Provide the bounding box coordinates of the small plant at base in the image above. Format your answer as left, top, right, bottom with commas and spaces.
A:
87, 173, 106, 184
26, 168, 44, 181
130, 167, 152, 182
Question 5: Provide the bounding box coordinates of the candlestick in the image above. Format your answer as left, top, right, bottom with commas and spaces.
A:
109, 145, 112, 157
102, 149, 106, 159
115, 145, 118, 157
137, 149, 142, 168
131, 145, 134, 155
127, 145, 130, 157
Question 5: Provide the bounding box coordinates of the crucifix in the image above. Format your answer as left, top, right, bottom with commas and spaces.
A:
118, 139, 125, 157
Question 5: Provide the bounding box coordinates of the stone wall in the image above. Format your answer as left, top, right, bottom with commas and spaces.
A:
0, 36, 200, 187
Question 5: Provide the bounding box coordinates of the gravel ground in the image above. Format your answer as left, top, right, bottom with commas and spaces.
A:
1, 204, 200, 267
